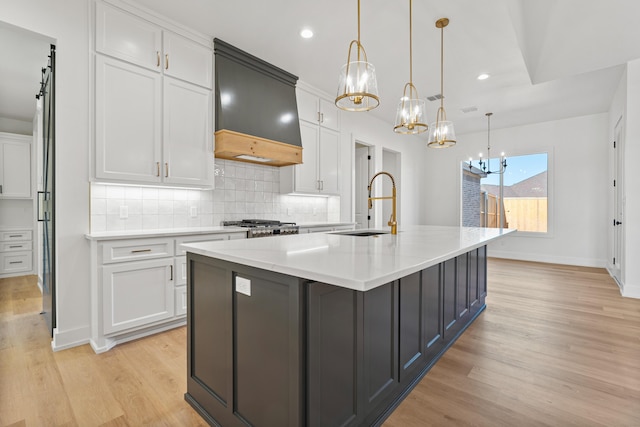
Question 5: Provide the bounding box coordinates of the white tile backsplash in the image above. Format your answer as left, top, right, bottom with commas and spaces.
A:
90, 159, 340, 232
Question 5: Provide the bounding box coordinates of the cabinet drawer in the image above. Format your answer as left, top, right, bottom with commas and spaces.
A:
0, 251, 33, 274
101, 238, 173, 264
0, 230, 32, 242
1, 241, 32, 252
175, 232, 245, 256
175, 285, 187, 316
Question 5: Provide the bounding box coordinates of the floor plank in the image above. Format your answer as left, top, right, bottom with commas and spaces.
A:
1, 259, 639, 426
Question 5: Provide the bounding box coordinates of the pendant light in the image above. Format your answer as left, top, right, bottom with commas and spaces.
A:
428, 18, 456, 148
393, 0, 427, 134
469, 112, 507, 174
335, 0, 380, 111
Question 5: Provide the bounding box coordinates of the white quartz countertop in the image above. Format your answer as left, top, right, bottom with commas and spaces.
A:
182, 225, 516, 291
297, 222, 357, 228
85, 226, 247, 241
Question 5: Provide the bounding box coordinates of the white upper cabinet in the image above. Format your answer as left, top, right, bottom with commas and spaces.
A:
95, 55, 162, 183
163, 31, 213, 89
0, 133, 32, 198
280, 113, 340, 196
93, 1, 214, 187
95, 2, 162, 71
297, 88, 340, 132
163, 78, 213, 185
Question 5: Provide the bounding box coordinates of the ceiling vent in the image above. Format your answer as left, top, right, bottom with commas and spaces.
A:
461, 106, 478, 113
426, 93, 443, 102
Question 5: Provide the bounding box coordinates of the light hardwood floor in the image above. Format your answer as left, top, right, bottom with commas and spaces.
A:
1, 259, 639, 426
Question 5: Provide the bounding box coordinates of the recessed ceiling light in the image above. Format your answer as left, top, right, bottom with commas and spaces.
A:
300, 28, 313, 39
477, 73, 490, 80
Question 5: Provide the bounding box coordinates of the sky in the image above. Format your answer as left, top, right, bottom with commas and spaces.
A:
467, 152, 548, 186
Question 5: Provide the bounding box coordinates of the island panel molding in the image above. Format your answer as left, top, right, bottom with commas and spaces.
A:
184, 225, 512, 426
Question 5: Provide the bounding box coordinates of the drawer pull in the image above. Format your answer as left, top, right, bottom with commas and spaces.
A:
9, 235, 22, 238
9, 245, 22, 249
10, 261, 23, 265
131, 249, 152, 254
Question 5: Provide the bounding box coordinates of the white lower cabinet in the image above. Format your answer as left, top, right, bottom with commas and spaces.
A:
175, 285, 187, 316
0, 229, 33, 277
90, 230, 246, 352
102, 258, 175, 334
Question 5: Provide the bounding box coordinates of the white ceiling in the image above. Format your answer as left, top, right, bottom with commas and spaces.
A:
2, 0, 640, 134
0, 22, 53, 123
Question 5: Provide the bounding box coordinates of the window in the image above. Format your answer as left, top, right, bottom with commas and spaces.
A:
462, 152, 548, 233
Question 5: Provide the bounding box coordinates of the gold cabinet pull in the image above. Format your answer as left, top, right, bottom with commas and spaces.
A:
156, 51, 160, 67
165, 54, 169, 70
156, 162, 160, 177
165, 162, 169, 178
131, 249, 152, 253
170, 265, 173, 280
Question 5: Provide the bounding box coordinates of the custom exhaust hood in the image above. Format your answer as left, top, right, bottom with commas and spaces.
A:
214, 39, 303, 167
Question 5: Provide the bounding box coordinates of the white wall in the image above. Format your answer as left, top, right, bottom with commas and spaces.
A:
3, 0, 91, 349
622, 59, 640, 297
421, 113, 610, 268
0, 118, 32, 135
339, 110, 425, 229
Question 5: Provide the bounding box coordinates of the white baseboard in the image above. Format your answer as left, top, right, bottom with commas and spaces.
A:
90, 318, 186, 354
488, 249, 607, 268
51, 325, 91, 351
621, 283, 640, 299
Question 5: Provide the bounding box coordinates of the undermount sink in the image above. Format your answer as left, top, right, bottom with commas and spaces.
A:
331, 230, 390, 237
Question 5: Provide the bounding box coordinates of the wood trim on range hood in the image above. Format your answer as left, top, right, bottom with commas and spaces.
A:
214, 130, 302, 167
214, 39, 303, 168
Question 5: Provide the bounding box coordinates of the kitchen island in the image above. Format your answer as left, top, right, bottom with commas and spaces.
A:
182, 225, 515, 427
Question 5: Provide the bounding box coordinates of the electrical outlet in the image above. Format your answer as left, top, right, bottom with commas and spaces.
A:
190, 206, 197, 218
119, 205, 128, 219
287, 207, 292, 216
236, 276, 251, 296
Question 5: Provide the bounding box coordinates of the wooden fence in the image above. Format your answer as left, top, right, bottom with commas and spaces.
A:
481, 192, 547, 232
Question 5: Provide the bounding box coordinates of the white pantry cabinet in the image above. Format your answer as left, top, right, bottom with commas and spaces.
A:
281, 89, 340, 195
0, 133, 31, 199
94, 1, 213, 187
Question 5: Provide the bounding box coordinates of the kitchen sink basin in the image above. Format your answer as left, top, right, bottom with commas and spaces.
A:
331, 230, 389, 237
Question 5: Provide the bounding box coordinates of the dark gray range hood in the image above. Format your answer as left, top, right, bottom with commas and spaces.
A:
214, 39, 303, 166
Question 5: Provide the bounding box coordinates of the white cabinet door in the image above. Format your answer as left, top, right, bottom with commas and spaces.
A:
102, 258, 175, 334
318, 127, 340, 194
319, 98, 339, 132
95, 56, 162, 183
294, 121, 320, 193
0, 138, 31, 198
163, 31, 212, 89
95, 1, 162, 71
163, 78, 213, 186
296, 88, 319, 124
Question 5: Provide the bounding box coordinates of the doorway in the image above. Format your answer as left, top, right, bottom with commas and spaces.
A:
0, 21, 56, 336
612, 116, 624, 285
354, 142, 373, 229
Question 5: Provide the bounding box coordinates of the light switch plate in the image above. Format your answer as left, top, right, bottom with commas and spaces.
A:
119, 205, 128, 219
190, 206, 197, 217
236, 276, 251, 296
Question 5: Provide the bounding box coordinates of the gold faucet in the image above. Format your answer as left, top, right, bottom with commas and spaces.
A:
368, 171, 397, 235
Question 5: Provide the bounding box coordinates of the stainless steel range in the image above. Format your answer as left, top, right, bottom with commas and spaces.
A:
222, 219, 299, 238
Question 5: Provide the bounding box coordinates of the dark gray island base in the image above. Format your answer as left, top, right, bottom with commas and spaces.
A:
185, 246, 487, 426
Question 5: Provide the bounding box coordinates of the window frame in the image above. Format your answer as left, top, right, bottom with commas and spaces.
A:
459, 147, 554, 238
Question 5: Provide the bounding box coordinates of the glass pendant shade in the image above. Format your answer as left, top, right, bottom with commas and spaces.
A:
335, 0, 379, 112
427, 117, 456, 148
394, 84, 427, 134
428, 17, 456, 148
336, 45, 380, 111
